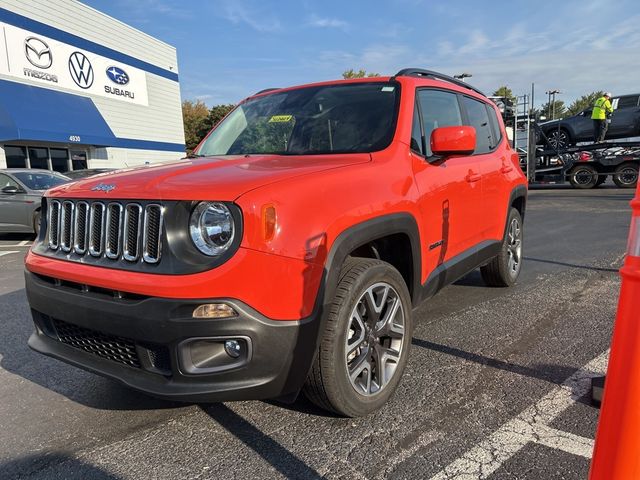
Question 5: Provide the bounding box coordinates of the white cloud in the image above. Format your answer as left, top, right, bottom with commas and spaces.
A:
222, 2, 281, 33
307, 15, 348, 29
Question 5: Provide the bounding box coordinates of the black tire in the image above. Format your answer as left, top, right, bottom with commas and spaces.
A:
547, 128, 572, 149
612, 163, 638, 189
481, 208, 523, 287
568, 164, 599, 189
33, 210, 42, 236
304, 258, 413, 417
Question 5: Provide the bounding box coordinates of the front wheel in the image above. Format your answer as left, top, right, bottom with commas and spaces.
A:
304, 258, 413, 417
481, 208, 523, 287
613, 163, 638, 188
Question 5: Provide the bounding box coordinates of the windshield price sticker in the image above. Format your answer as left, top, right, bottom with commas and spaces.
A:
268, 115, 293, 123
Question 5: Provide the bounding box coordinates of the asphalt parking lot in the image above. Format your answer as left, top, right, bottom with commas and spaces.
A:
0, 185, 632, 480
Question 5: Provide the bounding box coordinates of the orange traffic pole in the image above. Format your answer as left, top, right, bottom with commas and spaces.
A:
590, 183, 640, 479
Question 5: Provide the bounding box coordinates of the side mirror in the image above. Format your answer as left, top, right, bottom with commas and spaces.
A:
431, 126, 476, 157
1, 185, 20, 195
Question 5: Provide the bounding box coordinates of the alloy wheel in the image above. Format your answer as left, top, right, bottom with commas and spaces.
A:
345, 282, 405, 396
507, 217, 522, 277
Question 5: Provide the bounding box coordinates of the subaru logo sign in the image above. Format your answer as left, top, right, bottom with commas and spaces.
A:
106, 66, 129, 85
68, 51, 94, 89
91, 183, 116, 192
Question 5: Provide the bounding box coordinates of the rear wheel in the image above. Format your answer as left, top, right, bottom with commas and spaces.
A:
613, 163, 638, 188
304, 258, 413, 417
569, 164, 598, 189
481, 208, 523, 287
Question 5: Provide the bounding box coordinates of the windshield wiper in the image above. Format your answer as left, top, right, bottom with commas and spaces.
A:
184, 153, 206, 159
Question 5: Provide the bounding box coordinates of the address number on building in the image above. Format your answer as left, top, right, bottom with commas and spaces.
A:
69, 135, 81, 142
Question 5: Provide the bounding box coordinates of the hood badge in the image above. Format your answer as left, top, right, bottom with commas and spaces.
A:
91, 183, 116, 192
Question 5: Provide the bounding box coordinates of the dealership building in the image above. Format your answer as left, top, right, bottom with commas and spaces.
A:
0, 0, 185, 172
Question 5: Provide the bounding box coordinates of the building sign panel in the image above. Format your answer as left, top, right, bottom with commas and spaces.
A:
0, 23, 149, 106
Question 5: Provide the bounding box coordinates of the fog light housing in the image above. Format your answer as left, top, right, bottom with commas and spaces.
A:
224, 340, 241, 358
192, 303, 237, 319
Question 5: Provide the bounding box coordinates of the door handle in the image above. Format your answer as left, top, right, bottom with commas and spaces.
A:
501, 164, 514, 174
465, 170, 481, 183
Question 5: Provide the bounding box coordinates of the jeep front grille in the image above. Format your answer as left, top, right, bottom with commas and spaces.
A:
47, 199, 163, 264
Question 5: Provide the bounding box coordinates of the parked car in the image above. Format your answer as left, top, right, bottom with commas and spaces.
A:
539, 93, 640, 149
24, 69, 527, 416
62, 168, 116, 180
0, 169, 69, 234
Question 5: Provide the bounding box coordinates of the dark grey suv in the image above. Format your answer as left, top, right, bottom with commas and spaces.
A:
539, 93, 640, 148
0, 169, 69, 234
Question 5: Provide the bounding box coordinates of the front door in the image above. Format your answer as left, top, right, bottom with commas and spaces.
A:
610, 95, 640, 138
411, 89, 484, 276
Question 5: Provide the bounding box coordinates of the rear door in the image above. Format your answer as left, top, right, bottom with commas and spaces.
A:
411, 88, 484, 273
610, 95, 640, 137
461, 96, 507, 240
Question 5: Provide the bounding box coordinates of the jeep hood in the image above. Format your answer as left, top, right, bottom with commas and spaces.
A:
47, 154, 371, 200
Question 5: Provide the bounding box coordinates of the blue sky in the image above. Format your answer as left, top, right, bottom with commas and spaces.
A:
85, 0, 639, 108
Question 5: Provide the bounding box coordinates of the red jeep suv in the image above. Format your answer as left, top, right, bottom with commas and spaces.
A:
25, 69, 527, 416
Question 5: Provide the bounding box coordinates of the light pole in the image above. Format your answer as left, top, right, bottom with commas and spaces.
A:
545, 89, 560, 119
454, 73, 472, 82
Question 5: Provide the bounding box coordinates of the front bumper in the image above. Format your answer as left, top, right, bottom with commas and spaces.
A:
25, 270, 319, 403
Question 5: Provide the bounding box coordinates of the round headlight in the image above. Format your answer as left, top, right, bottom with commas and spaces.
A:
189, 202, 235, 256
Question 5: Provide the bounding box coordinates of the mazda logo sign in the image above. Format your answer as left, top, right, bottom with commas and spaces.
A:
24, 36, 52, 69
68, 51, 94, 89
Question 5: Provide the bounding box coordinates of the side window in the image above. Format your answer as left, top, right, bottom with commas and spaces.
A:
463, 96, 493, 154
410, 103, 423, 155
417, 89, 463, 157
616, 95, 639, 109
0, 174, 20, 189
485, 104, 502, 147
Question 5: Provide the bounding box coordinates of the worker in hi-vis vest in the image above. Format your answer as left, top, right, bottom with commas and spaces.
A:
591, 92, 613, 143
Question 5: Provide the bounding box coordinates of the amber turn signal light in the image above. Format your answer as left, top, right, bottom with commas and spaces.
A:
262, 204, 277, 241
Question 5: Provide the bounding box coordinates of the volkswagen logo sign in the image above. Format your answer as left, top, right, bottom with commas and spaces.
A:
106, 66, 130, 85
24, 36, 52, 69
91, 183, 116, 192
68, 51, 94, 89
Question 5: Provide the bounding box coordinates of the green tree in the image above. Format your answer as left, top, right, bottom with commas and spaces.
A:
565, 91, 604, 116
540, 99, 567, 120
207, 104, 236, 130
342, 69, 380, 79
492, 86, 516, 103
182, 100, 210, 152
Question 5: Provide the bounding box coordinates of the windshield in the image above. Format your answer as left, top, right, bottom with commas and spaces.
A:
195, 82, 400, 156
13, 172, 69, 190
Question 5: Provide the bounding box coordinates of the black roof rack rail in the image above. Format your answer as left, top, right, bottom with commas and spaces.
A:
254, 88, 281, 95
393, 68, 486, 98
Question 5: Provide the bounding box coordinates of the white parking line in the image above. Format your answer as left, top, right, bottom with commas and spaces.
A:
18, 240, 30, 246
429, 350, 608, 480
0, 251, 19, 258
0, 243, 31, 248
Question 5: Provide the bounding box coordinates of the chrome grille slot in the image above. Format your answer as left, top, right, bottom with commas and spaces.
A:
105, 203, 123, 259
143, 204, 163, 264
48, 200, 61, 250
123, 203, 142, 261
73, 201, 89, 254
60, 201, 74, 252
43, 199, 164, 266
89, 202, 106, 257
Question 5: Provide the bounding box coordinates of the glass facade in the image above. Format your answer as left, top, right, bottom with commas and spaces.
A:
3, 145, 88, 171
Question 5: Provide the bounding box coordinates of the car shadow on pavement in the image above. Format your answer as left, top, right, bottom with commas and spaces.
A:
412, 337, 594, 402
200, 404, 323, 479
523, 256, 619, 273
0, 289, 185, 411
0, 453, 121, 479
